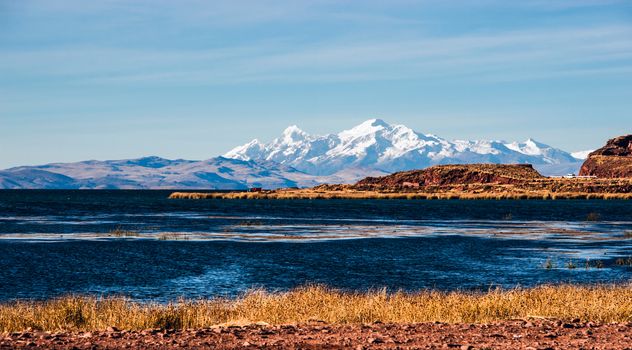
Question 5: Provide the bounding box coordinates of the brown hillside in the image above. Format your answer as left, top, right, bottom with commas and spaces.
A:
356, 164, 543, 188
579, 135, 632, 178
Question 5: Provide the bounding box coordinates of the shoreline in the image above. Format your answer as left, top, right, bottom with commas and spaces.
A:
169, 190, 632, 200
2, 285, 632, 348
168, 166, 632, 200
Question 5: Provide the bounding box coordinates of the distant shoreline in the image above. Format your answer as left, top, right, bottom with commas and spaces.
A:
169, 189, 632, 200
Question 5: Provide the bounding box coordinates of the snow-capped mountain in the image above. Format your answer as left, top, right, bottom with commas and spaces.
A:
571, 150, 594, 160
225, 119, 583, 176
0, 119, 589, 189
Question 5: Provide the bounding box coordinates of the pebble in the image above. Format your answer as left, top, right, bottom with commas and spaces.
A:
367, 336, 384, 344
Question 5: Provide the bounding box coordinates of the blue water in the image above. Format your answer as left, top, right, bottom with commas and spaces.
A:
0, 190, 631, 301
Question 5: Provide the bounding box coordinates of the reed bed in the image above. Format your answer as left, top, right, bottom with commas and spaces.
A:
109, 228, 140, 237
169, 190, 632, 200
2, 285, 631, 332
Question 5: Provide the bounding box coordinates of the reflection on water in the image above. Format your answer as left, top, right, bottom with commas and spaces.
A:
1, 220, 631, 244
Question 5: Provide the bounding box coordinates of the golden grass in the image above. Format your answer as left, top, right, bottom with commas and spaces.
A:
2, 285, 632, 332
109, 228, 140, 237
156, 233, 190, 241
169, 176, 632, 200
169, 190, 632, 200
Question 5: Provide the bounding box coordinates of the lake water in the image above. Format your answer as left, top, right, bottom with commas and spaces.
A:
0, 190, 631, 301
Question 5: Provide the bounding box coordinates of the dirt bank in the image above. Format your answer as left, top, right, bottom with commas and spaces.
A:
2, 320, 632, 349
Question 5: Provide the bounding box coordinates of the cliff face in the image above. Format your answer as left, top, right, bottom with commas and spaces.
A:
355, 164, 544, 188
579, 135, 632, 178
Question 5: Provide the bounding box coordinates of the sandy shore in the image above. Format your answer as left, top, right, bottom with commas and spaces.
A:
3, 320, 632, 349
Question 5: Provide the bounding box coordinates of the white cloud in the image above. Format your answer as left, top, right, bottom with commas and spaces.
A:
3, 23, 630, 86
1, 1, 631, 86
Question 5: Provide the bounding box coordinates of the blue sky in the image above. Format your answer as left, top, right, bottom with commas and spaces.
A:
1, 0, 631, 168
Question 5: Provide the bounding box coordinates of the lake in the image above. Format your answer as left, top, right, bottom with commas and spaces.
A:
0, 190, 630, 301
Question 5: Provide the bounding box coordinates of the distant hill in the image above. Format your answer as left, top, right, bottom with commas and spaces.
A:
0, 169, 80, 189
356, 164, 543, 189
0, 157, 344, 189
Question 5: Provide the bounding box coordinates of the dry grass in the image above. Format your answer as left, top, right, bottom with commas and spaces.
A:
169, 175, 632, 200
2, 285, 632, 332
109, 228, 140, 237
169, 189, 632, 200
156, 233, 190, 241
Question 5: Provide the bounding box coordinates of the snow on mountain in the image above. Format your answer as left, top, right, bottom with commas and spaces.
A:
571, 150, 594, 160
1, 119, 588, 189
225, 119, 583, 176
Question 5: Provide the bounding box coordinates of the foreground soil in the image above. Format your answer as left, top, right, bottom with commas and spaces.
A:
3, 320, 632, 349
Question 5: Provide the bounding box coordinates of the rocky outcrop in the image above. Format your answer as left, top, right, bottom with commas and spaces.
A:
579, 135, 632, 178
355, 164, 544, 189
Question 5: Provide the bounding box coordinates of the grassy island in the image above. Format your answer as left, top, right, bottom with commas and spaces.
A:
170, 164, 632, 200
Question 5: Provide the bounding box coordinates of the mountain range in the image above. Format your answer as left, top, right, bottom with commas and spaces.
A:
0, 157, 348, 190
0, 119, 588, 189
225, 119, 585, 176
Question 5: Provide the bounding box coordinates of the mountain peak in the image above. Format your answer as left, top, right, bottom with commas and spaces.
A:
362, 118, 389, 128
224, 119, 581, 176
223, 138, 264, 161
280, 125, 308, 143
283, 125, 303, 134
123, 156, 173, 168
341, 119, 391, 139
524, 138, 545, 145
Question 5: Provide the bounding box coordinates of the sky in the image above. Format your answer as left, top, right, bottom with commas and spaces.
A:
1, 0, 631, 169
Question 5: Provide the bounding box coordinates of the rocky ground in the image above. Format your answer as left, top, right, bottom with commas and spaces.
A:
2, 319, 632, 349
580, 134, 632, 178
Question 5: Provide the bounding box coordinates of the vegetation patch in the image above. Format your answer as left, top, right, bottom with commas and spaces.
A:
109, 228, 140, 237
1, 285, 632, 332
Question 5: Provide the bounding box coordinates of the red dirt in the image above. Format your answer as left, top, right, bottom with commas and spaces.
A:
3, 320, 632, 349
355, 164, 543, 188
580, 134, 632, 178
